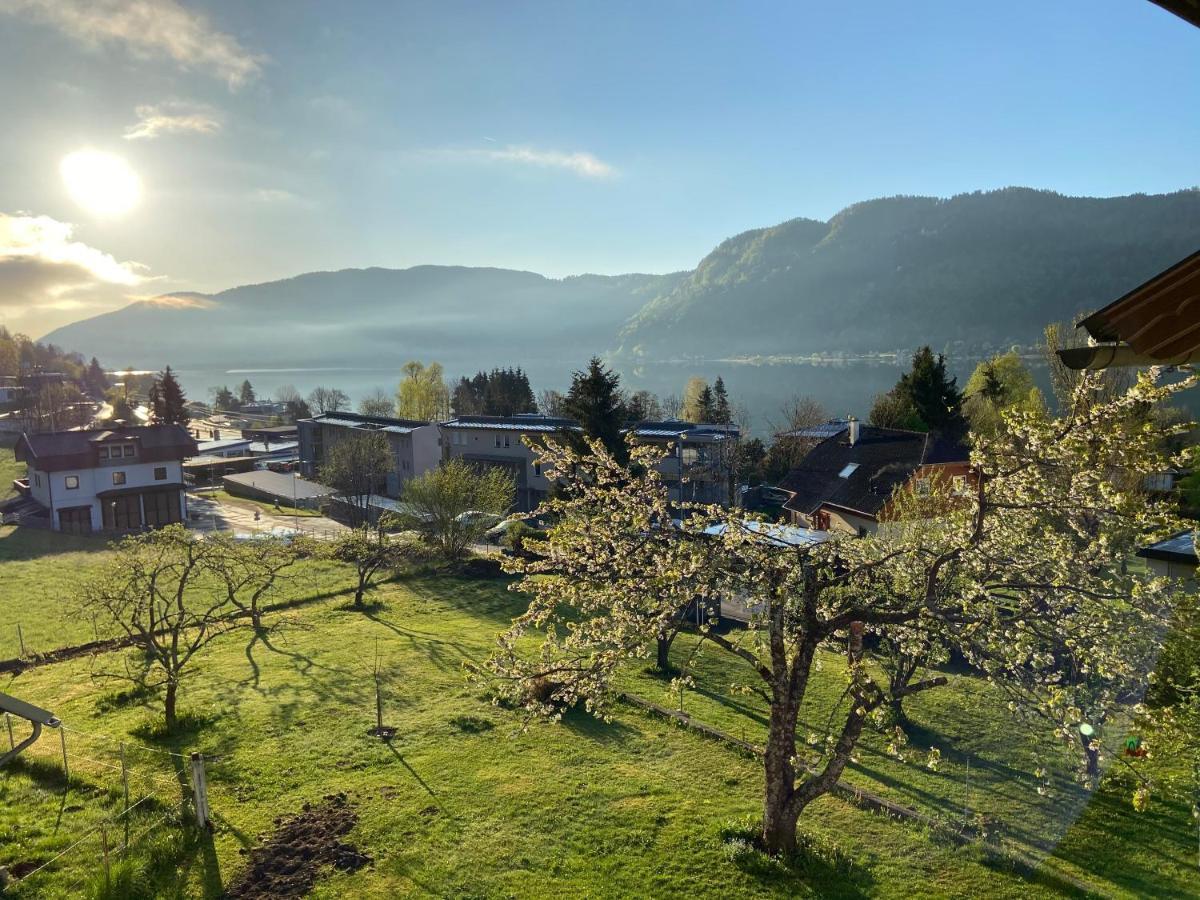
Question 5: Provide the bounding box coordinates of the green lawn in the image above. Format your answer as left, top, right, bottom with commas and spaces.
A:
210, 489, 325, 518
1, 437, 20, 500
0, 541, 1195, 898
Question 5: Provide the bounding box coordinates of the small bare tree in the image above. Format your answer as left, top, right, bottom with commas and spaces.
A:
207, 533, 309, 631
325, 530, 431, 609
320, 430, 392, 528
398, 459, 515, 559
82, 526, 237, 731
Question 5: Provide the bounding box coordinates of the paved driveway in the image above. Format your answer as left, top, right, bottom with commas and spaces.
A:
186, 491, 348, 540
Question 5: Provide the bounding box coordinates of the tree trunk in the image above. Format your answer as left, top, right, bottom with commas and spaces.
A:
656, 633, 674, 673
761, 695, 800, 854
354, 572, 367, 609
164, 681, 178, 730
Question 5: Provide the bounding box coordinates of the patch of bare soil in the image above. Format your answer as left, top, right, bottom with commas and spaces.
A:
225, 793, 372, 898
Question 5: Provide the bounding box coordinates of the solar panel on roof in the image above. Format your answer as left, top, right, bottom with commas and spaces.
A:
791, 421, 849, 439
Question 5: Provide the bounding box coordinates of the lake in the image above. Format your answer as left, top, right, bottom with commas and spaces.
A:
164, 356, 1058, 437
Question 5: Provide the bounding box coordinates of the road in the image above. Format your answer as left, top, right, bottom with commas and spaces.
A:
186, 490, 348, 539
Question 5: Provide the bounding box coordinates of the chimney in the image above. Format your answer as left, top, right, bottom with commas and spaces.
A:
847, 416, 860, 447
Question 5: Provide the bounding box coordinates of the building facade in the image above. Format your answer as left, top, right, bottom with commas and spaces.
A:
297, 412, 441, 497
14, 425, 197, 534
628, 421, 741, 506
439, 414, 576, 512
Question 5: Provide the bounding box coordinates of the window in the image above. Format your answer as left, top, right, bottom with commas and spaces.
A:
503, 435, 511, 448
98, 447, 108, 459
534, 463, 542, 477
65, 475, 79, 489
154, 467, 167, 481
34, 473, 41, 487
838, 463, 860, 479
914, 477, 931, 496
495, 434, 501, 448
112, 471, 126, 486
123, 445, 136, 458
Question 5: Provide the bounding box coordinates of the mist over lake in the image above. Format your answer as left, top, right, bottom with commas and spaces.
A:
168, 356, 1057, 436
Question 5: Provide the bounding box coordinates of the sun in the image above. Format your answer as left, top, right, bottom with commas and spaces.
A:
60, 150, 142, 217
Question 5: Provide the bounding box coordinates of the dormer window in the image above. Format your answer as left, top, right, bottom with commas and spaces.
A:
98, 447, 108, 459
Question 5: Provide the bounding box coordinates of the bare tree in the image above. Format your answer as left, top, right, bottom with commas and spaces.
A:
309, 385, 350, 415
82, 527, 236, 730
208, 533, 308, 631
325, 531, 430, 609
319, 431, 392, 527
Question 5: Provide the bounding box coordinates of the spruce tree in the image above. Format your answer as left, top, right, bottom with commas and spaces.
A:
563, 357, 627, 461
712, 376, 732, 424
238, 379, 256, 408
150, 367, 189, 425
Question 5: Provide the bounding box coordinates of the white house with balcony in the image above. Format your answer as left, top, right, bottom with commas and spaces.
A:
13, 425, 198, 534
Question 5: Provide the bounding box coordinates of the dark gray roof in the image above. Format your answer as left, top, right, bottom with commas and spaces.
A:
222, 470, 334, 500
304, 412, 431, 434
779, 425, 968, 519
16, 425, 198, 471
1137, 530, 1197, 564
441, 414, 579, 432
629, 421, 740, 441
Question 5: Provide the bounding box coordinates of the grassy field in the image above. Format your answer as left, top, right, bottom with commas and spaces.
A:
1, 437, 19, 500
210, 489, 325, 518
1, 534, 1196, 898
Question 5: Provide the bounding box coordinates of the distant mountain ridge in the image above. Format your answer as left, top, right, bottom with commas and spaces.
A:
43, 187, 1200, 374
617, 187, 1200, 360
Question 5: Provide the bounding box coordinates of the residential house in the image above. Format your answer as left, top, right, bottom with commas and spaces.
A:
297, 412, 440, 497
439, 414, 577, 512
13, 424, 197, 534
778, 418, 970, 535
1137, 531, 1197, 580
627, 420, 741, 506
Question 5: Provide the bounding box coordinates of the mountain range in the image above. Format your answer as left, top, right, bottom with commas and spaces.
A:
43, 187, 1200, 374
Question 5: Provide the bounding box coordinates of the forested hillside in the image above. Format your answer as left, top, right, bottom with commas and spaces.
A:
618, 187, 1200, 359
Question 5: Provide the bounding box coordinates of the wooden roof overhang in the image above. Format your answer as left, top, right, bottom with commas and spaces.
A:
1058, 248, 1200, 370
1150, 1, 1200, 29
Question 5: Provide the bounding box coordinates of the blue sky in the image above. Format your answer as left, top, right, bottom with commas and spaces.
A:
0, 0, 1197, 335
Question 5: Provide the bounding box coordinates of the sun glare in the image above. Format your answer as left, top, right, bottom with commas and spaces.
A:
60, 150, 142, 217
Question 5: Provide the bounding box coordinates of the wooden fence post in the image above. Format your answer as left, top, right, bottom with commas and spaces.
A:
16, 623, 25, 658
189, 752, 210, 829
119, 743, 130, 845
5, 713, 12, 752
59, 727, 68, 782
100, 825, 110, 891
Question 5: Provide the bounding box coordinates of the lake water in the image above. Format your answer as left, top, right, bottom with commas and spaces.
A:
166, 357, 1054, 437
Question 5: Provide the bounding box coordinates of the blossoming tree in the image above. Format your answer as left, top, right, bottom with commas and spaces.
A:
486, 369, 1192, 855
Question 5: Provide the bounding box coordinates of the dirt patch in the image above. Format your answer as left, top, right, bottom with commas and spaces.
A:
225, 794, 372, 898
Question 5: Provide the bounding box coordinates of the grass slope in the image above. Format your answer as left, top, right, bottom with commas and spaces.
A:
0, 551, 1195, 898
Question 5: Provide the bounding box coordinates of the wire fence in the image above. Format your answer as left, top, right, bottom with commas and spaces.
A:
2, 714, 218, 894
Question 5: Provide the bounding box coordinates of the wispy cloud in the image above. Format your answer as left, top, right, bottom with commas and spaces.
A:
124, 100, 221, 140
0, 0, 265, 88
250, 188, 307, 206
0, 213, 150, 329
440, 144, 617, 179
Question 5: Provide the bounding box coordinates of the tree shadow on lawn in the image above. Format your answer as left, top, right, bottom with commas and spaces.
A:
559, 706, 636, 746
361, 607, 478, 674
403, 577, 525, 626
0, 525, 113, 561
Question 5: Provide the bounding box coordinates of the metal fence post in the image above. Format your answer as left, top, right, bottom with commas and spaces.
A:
189, 752, 210, 829
16, 623, 25, 657
5, 713, 12, 751
59, 727, 68, 782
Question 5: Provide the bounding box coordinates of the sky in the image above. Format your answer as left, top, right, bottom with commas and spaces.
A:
0, 0, 1198, 338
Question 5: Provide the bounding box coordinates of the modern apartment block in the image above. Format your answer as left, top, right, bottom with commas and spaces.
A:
297, 412, 441, 497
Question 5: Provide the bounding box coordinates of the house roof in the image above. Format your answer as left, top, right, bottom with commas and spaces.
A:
778, 425, 968, 520
222, 470, 334, 500
780, 420, 850, 440
197, 438, 252, 453
629, 421, 740, 441
1060, 247, 1200, 369
303, 412, 432, 434
1136, 530, 1197, 565
441, 414, 579, 432
16, 425, 198, 472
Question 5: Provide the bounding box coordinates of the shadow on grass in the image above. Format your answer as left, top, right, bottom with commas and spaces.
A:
559, 706, 636, 745
718, 817, 875, 899
0, 524, 113, 561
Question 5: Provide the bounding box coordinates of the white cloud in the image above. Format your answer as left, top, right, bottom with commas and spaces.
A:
124, 100, 221, 140
479, 145, 616, 179
250, 188, 306, 205
0, 213, 150, 332
0, 0, 265, 88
